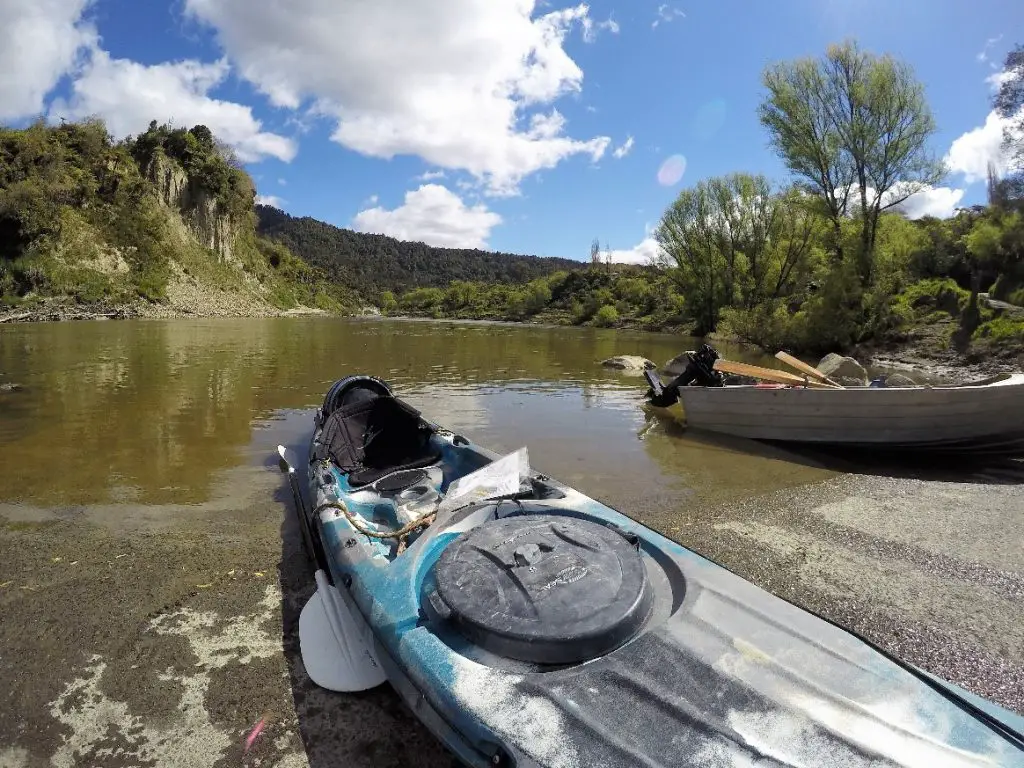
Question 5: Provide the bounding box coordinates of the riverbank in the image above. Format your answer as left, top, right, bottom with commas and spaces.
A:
383, 310, 1023, 385
0, 297, 342, 324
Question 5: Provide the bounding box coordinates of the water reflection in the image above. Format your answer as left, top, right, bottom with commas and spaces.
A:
0, 317, 821, 509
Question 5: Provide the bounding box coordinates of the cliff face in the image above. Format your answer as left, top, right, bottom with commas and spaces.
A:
0, 119, 355, 318
145, 152, 239, 265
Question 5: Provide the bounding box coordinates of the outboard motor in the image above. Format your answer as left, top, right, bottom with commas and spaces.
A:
645, 343, 724, 407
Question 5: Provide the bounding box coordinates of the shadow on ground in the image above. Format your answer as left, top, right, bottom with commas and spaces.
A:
643, 409, 1024, 485
268, 439, 456, 768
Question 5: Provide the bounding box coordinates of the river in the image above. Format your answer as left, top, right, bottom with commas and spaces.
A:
1, 317, 1022, 768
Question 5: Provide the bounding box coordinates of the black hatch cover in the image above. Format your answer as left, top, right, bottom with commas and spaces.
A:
432, 515, 653, 664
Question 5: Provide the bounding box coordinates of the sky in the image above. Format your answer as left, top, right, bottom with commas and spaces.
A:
1, 0, 1022, 265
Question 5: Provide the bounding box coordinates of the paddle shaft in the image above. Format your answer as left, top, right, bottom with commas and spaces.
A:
713, 359, 841, 389
775, 351, 843, 388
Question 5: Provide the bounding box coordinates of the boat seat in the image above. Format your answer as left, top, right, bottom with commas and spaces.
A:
314, 394, 441, 488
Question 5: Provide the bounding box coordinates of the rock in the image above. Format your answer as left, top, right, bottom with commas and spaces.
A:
817, 353, 869, 386
885, 373, 918, 387
662, 353, 691, 377
936, 287, 962, 317
601, 355, 656, 374
0, 382, 24, 392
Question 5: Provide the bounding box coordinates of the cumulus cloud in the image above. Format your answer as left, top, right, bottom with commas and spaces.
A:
0, 0, 97, 121
183, 0, 610, 194
49, 50, 296, 163
255, 194, 285, 207
944, 109, 1023, 183
608, 237, 663, 265
351, 184, 502, 249
890, 185, 965, 219
612, 135, 635, 159
416, 170, 447, 182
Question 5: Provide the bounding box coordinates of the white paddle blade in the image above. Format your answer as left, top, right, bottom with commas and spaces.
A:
276, 444, 293, 475
299, 570, 387, 692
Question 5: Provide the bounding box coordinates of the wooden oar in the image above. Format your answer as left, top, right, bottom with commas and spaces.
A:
713, 359, 842, 389
775, 351, 843, 388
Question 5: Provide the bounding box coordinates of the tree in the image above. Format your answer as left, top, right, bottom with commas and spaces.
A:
994, 44, 1024, 201
655, 173, 795, 333
590, 237, 602, 267
759, 40, 944, 287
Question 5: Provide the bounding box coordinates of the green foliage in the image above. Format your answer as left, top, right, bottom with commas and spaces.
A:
255, 205, 585, 297
379, 290, 398, 314
759, 39, 944, 286
973, 315, 1024, 343
654, 173, 823, 334
128, 122, 254, 221
0, 117, 347, 314
389, 266, 686, 330
593, 304, 619, 327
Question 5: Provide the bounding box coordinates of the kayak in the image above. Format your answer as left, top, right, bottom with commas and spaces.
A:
277, 374, 1024, 768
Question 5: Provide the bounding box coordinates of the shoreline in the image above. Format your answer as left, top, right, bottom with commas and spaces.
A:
3, 302, 1019, 385
0, 301, 341, 325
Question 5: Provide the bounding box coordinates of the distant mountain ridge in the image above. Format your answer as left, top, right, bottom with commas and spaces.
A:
255, 205, 586, 297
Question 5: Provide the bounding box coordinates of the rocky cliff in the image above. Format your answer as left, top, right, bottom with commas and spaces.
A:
144, 150, 242, 266
0, 118, 356, 321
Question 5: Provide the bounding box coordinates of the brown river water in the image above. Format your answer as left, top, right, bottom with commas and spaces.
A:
0, 316, 835, 510
1, 316, 1021, 767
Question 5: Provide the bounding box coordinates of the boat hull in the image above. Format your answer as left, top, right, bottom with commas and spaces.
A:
291, 376, 1024, 768
676, 373, 1024, 450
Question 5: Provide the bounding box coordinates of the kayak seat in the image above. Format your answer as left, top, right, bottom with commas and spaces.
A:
314, 394, 441, 488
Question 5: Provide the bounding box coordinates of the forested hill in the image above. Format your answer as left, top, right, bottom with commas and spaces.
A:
255, 205, 586, 297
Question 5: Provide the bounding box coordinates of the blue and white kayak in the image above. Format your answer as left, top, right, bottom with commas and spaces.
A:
277, 374, 1024, 768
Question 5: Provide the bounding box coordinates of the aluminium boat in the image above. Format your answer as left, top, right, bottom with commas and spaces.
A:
645, 346, 1024, 452
277, 374, 1024, 767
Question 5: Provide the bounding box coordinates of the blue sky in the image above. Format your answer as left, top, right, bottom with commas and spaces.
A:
2, 0, 1022, 263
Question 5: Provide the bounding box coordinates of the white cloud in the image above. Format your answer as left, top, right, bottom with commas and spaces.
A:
890, 185, 965, 219
986, 70, 1018, 90
0, 0, 97, 121
277, 178, 287, 186
944, 109, 1023, 183
49, 50, 296, 163
612, 135, 635, 159
582, 16, 620, 43
416, 170, 447, 182
255, 194, 285, 207
183, 0, 610, 194
976, 34, 1003, 65
608, 237, 663, 265
351, 184, 502, 249
652, 4, 685, 29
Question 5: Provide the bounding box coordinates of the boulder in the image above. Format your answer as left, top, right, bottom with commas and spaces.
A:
601, 355, 656, 374
885, 373, 918, 387
817, 354, 869, 386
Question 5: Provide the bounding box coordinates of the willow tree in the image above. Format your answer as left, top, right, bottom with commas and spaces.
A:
995, 43, 1024, 200
654, 173, 817, 333
758, 40, 944, 287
